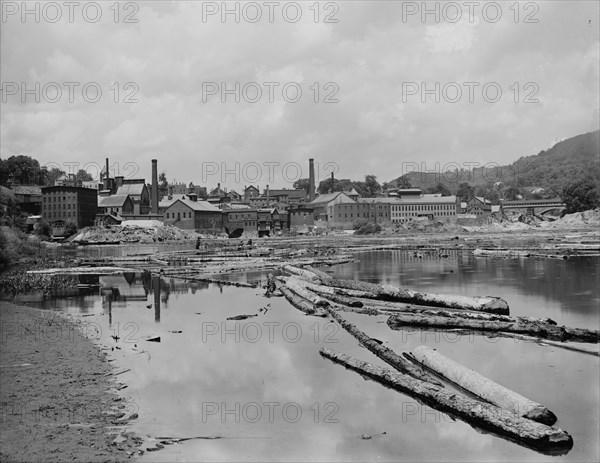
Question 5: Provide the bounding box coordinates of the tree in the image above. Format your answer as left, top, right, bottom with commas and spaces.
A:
561, 174, 600, 213
158, 172, 169, 198
504, 186, 521, 201
425, 182, 451, 196
0, 155, 47, 185
74, 169, 93, 183
293, 178, 311, 193
363, 175, 381, 198
396, 176, 413, 189
456, 182, 474, 201
45, 167, 66, 186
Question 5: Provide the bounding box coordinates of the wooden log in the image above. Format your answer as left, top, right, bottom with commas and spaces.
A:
387, 311, 600, 344
281, 265, 322, 283
279, 286, 327, 317
304, 266, 509, 314
319, 347, 573, 453
280, 277, 330, 307
408, 346, 557, 425
322, 306, 441, 385
278, 275, 374, 306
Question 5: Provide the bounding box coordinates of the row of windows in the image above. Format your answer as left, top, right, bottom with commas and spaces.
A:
391, 211, 455, 217
44, 211, 75, 219
44, 203, 76, 210
392, 204, 454, 212
166, 212, 193, 219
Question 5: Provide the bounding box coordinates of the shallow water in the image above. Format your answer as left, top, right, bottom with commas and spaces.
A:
32, 252, 599, 462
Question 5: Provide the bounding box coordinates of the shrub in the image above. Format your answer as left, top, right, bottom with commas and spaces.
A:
352, 218, 370, 230
64, 221, 78, 237
354, 222, 382, 235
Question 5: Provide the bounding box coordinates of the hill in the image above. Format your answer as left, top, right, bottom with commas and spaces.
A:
386, 130, 600, 196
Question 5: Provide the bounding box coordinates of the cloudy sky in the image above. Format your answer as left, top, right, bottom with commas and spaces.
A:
1, 0, 599, 189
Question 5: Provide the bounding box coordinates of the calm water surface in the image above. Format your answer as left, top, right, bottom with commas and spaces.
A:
32, 251, 600, 462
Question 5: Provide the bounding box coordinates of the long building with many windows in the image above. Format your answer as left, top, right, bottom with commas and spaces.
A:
390, 195, 458, 223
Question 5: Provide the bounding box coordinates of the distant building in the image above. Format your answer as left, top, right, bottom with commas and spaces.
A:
223, 208, 258, 235
390, 196, 458, 223
82, 180, 100, 190
289, 205, 315, 228
467, 196, 492, 216
244, 185, 260, 201
113, 177, 151, 215
264, 188, 307, 204
41, 186, 98, 233
98, 194, 134, 216
308, 191, 355, 221
11, 185, 42, 215
163, 198, 222, 232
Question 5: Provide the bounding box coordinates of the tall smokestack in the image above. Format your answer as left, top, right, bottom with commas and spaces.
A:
330, 171, 334, 194
104, 158, 110, 190
266, 185, 270, 207
151, 159, 159, 214
308, 158, 315, 202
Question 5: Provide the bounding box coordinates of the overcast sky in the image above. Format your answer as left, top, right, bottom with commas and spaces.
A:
1, 0, 598, 189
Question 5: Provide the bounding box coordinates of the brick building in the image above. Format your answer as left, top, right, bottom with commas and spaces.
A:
41, 186, 98, 231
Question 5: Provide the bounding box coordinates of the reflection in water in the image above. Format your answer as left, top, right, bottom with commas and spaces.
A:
153, 275, 161, 323
21, 252, 600, 462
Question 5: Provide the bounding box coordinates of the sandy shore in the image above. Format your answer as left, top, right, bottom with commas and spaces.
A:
0, 302, 142, 462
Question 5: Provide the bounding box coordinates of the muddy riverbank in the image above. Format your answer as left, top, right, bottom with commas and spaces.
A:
0, 302, 142, 462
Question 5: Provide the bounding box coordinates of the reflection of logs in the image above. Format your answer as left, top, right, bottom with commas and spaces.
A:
408, 346, 557, 425
320, 347, 573, 453
387, 311, 600, 344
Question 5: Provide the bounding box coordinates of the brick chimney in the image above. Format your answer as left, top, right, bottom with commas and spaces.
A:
104, 158, 110, 190
308, 158, 315, 201
151, 159, 159, 214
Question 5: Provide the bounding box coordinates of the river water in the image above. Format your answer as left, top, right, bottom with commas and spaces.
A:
29, 251, 600, 462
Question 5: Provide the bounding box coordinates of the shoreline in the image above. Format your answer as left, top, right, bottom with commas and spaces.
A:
0, 302, 143, 462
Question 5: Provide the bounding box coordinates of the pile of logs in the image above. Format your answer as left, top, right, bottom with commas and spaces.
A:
275, 263, 600, 453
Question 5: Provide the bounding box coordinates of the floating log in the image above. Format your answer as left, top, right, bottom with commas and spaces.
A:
278, 276, 372, 307
323, 306, 441, 385
387, 311, 600, 344
408, 346, 557, 425
319, 347, 573, 453
281, 264, 321, 282
279, 286, 327, 317
279, 277, 330, 307
303, 266, 509, 314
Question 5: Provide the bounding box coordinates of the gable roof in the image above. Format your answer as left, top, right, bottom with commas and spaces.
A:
309, 191, 355, 206
159, 194, 187, 208
98, 194, 131, 208
167, 199, 221, 212
12, 185, 42, 195
116, 183, 146, 197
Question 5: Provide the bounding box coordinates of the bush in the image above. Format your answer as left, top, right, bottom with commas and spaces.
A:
0, 226, 45, 271
354, 222, 382, 235
64, 221, 78, 237
352, 218, 370, 230
36, 220, 52, 237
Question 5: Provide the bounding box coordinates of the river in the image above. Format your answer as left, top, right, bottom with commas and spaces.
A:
26, 251, 600, 462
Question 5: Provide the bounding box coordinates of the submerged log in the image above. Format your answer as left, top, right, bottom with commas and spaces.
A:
323, 307, 441, 385
279, 286, 327, 317
387, 311, 600, 344
408, 346, 557, 425
319, 347, 573, 453
303, 266, 509, 314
